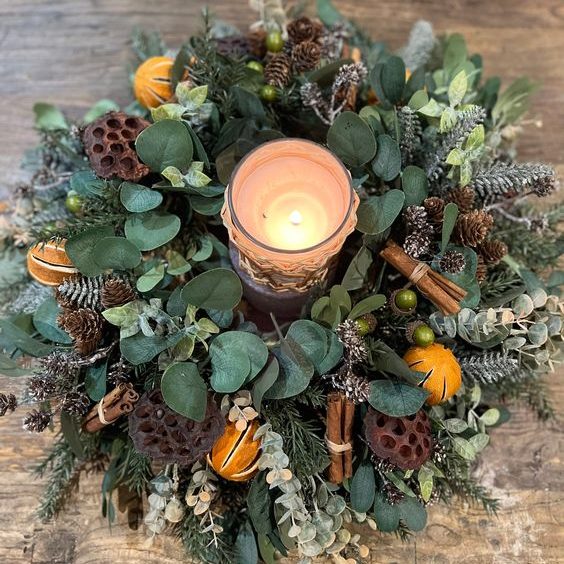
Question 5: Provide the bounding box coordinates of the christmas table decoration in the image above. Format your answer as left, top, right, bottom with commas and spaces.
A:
0, 2, 562, 563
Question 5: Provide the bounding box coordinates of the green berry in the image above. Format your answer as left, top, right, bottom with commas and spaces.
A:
246, 60, 264, 73
260, 85, 278, 102
413, 324, 435, 347
394, 289, 417, 311
265, 30, 284, 53
355, 313, 377, 336
65, 191, 83, 214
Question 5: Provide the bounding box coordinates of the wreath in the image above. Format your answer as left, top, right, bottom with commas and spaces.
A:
0, 2, 562, 563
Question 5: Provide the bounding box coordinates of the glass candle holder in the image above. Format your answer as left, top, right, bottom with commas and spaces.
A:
222, 138, 359, 316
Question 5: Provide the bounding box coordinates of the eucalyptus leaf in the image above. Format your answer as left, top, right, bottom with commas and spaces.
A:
120, 182, 163, 212
137, 264, 165, 292
348, 294, 386, 320
92, 237, 142, 270
327, 112, 377, 167
181, 268, 242, 311
161, 362, 207, 421
85, 360, 107, 402
350, 462, 375, 512
372, 134, 401, 181
401, 166, 428, 207
66, 225, 114, 277
0, 319, 53, 357
356, 189, 405, 235
252, 357, 280, 414
125, 211, 181, 251
441, 203, 459, 253
33, 298, 72, 344
33, 102, 68, 130
60, 411, 85, 459
368, 380, 428, 417
341, 246, 373, 291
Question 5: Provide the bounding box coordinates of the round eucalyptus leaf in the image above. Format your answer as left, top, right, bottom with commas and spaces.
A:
181, 268, 242, 311
120, 182, 163, 212
135, 119, 193, 173
66, 225, 114, 277
327, 111, 377, 167
356, 189, 405, 235
92, 236, 142, 270
125, 211, 181, 251
33, 298, 72, 344
372, 134, 401, 181
161, 362, 207, 421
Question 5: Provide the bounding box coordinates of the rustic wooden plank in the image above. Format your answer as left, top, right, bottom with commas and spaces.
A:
0, 1, 562, 563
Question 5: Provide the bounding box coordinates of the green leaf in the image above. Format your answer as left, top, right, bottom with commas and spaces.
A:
33, 102, 68, 130
210, 332, 268, 393
441, 203, 459, 253
342, 246, 373, 291
172, 47, 191, 89
373, 492, 400, 532
408, 90, 429, 110
181, 268, 242, 311
439, 107, 458, 133
418, 465, 434, 503
83, 99, 119, 123
248, 473, 274, 535
356, 189, 405, 235
452, 436, 477, 460
136, 263, 165, 292
135, 119, 193, 173
70, 170, 106, 197
161, 362, 207, 421
33, 298, 72, 344
177, 84, 208, 111
231, 86, 266, 121
443, 34, 467, 73
448, 70, 468, 107
85, 361, 107, 402
350, 462, 375, 512
252, 357, 280, 414
401, 166, 428, 207
446, 147, 465, 166
161, 165, 185, 187
66, 225, 114, 277
92, 237, 142, 271
190, 194, 224, 216
264, 339, 314, 400
398, 497, 427, 531
372, 134, 401, 181
151, 103, 185, 122
120, 182, 163, 212
418, 98, 443, 117
60, 411, 85, 459
235, 522, 258, 564
166, 250, 191, 275
368, 380, 428, 417
0, 352, 29, 377
469, 433, 490, 452
465, 124, 484, 151
120, 331, 184, 365
316, 0, 342, 26
327, 111, 377, 167
348, 294, 386, 320
125, 211, 181, 251
380, 56, 406, 104
443, 418, 468, 433
102, 300, 143, 327
480, 408, 500, 426
0, 319, 53, 357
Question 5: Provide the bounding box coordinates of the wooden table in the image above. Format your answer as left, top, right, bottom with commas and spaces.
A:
0, 1, 562, 562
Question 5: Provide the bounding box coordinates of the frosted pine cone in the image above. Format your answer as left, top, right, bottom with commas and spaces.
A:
23, 409, 52, 432
0, 393, 17, 416
439, 250, 466, 274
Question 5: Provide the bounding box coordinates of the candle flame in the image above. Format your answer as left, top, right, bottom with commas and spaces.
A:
289, 210, 303, 225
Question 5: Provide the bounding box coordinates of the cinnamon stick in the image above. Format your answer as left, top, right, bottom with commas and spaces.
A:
82, 383, 139, 433
327, 392, 344, 483
342, 397, 355, 479
379, 240, 466, 315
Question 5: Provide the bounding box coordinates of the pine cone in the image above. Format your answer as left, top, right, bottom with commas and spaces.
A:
327, 365, 370, 404
364, 408, 432, 470
478, 239, 508, 265
446, 186, 475, 214
27, 374, 57, 402
453, 209, 494, 247
82, 112, 150, 182
403, 205, 428, 230
58, 308, 104, 356
107, 358, 133, 386
100, 278, 136, 309
292, 40, 321, 72
56, 275, 104, 311
129, 390, 225, 467
264, 53, 292, 88
39, 351, 80, 382
246, 29, 267, 59
23, 409, 52, 432
61, 391, 91, 417
403, 228, 433, 259
476, 255, 488, 283
287, 16, 323, 44
423, 197, 445, 225
215, 35, 250, 58
439, 250, 466, 274
0, 393, 17, 416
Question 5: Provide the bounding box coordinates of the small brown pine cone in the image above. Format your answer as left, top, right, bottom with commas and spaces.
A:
214, 35, 250, 58
453, 209, 494, 247
292, 40, 321, 73
287, 16, 323, 44
246, 29, 267, 59
423, 197, 445, 225
58, 308, 104, 356
101, 278, 136, 309
476, 255, 488, 284
445, 186, 475, 214
478, 239, 508, 265
264, 53, 293, 88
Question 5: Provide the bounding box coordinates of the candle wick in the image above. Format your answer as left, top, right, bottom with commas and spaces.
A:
289, 210, 303, 226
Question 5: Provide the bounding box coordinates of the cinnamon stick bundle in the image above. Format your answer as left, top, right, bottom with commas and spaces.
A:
380, 240, 466, 315
82, 383, 139, 433
326, 391, 354, 484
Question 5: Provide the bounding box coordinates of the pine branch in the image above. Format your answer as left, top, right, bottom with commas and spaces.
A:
123, 444, 152, 497
472, 162, 557, 202
460, 352, 521, 384
398, 106, 422, 167
426, 106, 486, 180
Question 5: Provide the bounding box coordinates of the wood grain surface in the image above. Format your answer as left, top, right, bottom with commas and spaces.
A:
0, 1, 563, 563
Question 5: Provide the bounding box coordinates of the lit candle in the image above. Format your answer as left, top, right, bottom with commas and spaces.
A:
222, 138, 359, 315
